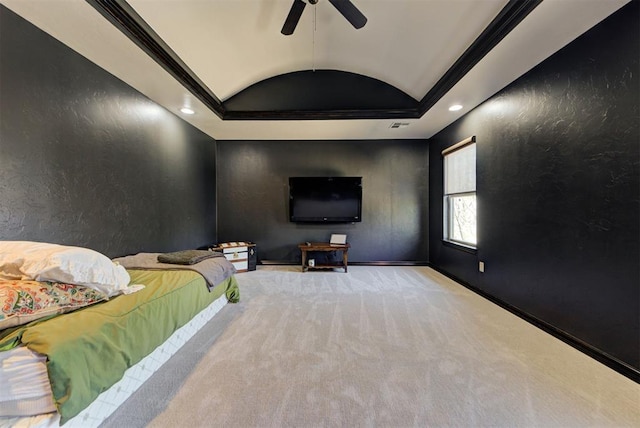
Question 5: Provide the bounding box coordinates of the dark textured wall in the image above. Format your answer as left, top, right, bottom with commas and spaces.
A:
429, 2, 639, 370
217, 140, 429, 263
0, 6, 217, 257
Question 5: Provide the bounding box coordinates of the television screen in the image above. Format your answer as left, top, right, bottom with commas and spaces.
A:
289, 177, 362, 223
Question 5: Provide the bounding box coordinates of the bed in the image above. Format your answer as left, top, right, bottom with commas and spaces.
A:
0, 242, 239, 427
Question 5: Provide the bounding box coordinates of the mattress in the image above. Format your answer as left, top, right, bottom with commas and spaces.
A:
0, 268, 239, 426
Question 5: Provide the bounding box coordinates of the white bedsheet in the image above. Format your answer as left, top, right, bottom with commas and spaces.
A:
0, 347, 55, 417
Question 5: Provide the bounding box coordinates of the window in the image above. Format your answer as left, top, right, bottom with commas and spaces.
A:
443, 136, 477, 248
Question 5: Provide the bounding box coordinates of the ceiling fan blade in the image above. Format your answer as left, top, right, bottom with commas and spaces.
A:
328, 0, 367, 29
281, 0, 306, 35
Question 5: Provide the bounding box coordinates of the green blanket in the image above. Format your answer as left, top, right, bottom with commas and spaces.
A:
0, 269, 239, 424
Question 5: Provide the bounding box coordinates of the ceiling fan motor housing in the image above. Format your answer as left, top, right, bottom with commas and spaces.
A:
282, 0, 367, 35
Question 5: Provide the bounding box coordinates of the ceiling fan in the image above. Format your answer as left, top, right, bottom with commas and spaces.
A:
281, 0, 367, 35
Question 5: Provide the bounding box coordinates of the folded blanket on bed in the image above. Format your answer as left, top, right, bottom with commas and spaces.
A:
157, 250, 223, 265
113, 253, 236, 294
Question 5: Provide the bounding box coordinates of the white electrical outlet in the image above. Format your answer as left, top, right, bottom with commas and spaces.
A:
479, 261, 485, 273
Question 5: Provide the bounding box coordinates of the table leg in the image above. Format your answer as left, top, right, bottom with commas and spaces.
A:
343, 250, 348, 273
301, 249, 307, 272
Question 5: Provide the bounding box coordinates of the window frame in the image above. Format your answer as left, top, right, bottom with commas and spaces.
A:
442, 136, 477, 250
443, 191, 477, 248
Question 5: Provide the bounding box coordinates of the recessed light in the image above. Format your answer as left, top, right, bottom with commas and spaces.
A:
448, 104, 463, 112
180, 107, 195, 115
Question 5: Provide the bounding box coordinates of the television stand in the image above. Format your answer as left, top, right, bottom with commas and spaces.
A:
298, 242, 350, 273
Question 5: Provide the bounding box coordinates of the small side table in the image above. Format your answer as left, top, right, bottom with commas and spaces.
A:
298, 242, 350, 273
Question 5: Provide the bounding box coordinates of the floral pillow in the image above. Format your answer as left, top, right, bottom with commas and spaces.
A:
0, 280, 108, 331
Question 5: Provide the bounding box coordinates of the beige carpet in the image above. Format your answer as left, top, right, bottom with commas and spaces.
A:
103, 266, 640, 427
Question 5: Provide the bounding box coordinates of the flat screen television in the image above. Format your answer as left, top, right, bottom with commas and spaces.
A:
289, 177, 362, 223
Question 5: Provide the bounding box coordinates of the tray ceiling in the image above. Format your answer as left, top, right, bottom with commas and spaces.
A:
0, 0, 630, 140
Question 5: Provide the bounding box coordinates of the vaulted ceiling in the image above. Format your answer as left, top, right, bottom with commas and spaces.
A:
1, 0, 630, 140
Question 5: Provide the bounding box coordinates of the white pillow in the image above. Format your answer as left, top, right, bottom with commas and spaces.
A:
0, 241, 130, 297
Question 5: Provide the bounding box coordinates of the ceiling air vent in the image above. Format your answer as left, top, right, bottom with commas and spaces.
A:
389, 122, 410, 129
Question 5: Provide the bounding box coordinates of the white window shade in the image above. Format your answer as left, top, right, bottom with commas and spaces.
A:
444, 143, 476, 194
